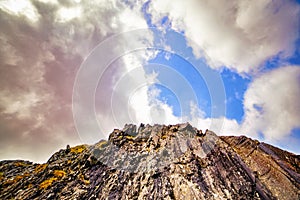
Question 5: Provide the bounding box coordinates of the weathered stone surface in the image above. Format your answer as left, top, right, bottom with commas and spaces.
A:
221, 135, 300, 200
0, 124, 299, 199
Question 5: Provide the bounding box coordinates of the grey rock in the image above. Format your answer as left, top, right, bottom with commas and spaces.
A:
1, 124, 299, 200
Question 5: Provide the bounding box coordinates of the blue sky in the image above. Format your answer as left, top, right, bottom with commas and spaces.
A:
139, 25, 299, 153
139, 0, 300, 153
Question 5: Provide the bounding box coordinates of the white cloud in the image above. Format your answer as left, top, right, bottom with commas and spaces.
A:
0, 35, 23, 65
1, 92, 40, 119
36, 0, 58, 4
189, 65, 300, 148
241, 66, 300, 141
148, 0, 300, 74
118, 7, 148, 30
189, 66, 300, 153
191, 117, 240, 136
56, 6, 82, 22
94, 52, 178, 138
1, 0, 299, 163
0, 0, 40, 22
0, 0, 151, 162
128, 85, 181, 125
187, 101, 240, 135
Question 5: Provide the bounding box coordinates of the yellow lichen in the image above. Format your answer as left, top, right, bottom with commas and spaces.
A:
128, 140, 133, 145
145, 147, 151, 152
83, 179, 90, 185
96, 140, 109, 148
3, 173, 29, 185
53, 170, 66, 178
4, 179, 14, 185
35, 164, 48, 173
161, 135, 168, 140
39, 177, 57, 189
79, 174, 90, 185
14, 162, 28, 167
125, 135, 134, 140
15, 173, 29, 181
70, 145, 87, 153
14, 175, 24, 182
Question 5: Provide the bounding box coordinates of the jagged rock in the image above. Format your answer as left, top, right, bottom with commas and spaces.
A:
0, 123, 299, 199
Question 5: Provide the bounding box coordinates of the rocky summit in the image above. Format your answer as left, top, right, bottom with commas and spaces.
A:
0, 123, 299, 200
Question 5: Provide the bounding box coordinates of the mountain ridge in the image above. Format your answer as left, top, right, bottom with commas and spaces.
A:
1, 123, 299, 199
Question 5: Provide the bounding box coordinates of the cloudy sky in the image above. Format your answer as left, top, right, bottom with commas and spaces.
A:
0, 0, 299, 163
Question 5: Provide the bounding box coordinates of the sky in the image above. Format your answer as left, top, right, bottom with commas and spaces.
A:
0, 0, 299, 163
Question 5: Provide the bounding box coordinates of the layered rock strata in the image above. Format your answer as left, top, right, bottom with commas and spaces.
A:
0, 123, 299, 199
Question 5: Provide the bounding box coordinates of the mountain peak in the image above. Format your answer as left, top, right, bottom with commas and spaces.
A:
1, 123, 299, 199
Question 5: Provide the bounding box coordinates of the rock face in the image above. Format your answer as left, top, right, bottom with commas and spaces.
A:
0, 123, 299, 200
